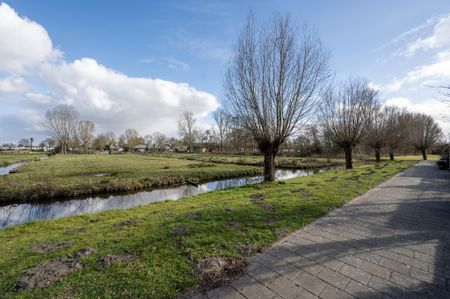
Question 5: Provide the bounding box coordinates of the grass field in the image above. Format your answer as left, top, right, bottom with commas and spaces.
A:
0, 154, 261, 203
0, 152, 45, 167
155, 153, 345, 169
0, 159, 417, 298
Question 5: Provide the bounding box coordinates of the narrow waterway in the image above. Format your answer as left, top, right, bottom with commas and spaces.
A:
0, 168, 327, 228
0, 162, 26, 176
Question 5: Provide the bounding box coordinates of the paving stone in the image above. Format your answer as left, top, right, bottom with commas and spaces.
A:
389, 271, 423, 289
267, 276, 314, 299
248, 264, 281, 285
359, 261, 391, 280
317, 268, 350, 290
319, 284, 354, 299
345, 281, 384, 299
367, 276, 405, 298
295, 271, 327, 295
207, 286, 245, 299
339, 264, 372, 286
378, 257, 411, 275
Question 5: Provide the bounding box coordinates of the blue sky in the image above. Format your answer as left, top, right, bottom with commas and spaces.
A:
1, 0, 450, 143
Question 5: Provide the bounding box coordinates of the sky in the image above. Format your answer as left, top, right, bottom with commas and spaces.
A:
1, 0, 450, 143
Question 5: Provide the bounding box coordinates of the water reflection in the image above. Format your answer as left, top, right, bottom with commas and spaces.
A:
0, 162, 25, 176
0, 168, 324, 228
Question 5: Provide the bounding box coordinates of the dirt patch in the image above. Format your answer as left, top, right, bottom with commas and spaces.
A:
241, 244, 253, 255
227, 221, 241, 229
276, 228, 288, 237
266, 219, 277, 226
224, 208, 235, 212
250, 193, 266, 201
171, 225, 190, 236
63, 227, 87, 235
75, 247, 96, 258
291, 189, 314, 198
33, 241, 72, 254
15, 258, 82, 291
252, 200, 276, 211
186, 212, 202, 220
195, 257, 247, 292
114, 220, 136, 227
98, 254, 135, 268
89, 218, 101, 223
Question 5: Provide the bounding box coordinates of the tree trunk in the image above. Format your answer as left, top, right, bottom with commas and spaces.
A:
263, 148, 277, 181
421, 149, 427, 160
343, 145, 353, 169
389, 151, 394, 161
375, 147, 381, 163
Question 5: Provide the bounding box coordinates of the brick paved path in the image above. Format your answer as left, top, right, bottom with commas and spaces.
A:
200, 161, 450, 298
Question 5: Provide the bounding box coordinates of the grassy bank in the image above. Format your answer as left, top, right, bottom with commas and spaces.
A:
0, 152, 45, 167
0, 159, 417, 298
155, 153, 344, 169
0, 154, 260, 203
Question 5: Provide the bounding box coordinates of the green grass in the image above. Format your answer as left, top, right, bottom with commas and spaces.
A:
154, 152, 344, 169
0, 152, 45, 167
0, 154, 261, 203
0, 159, 417, 298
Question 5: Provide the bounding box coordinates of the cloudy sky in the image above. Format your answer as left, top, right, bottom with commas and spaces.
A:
1, 0, 450, 143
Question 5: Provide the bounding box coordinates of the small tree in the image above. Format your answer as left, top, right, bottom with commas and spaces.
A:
42, 105, 78, 154
224, 14, 330, 181
213, 108, 231, 152
367, 108, 387, 162
322, 79, 379, 169
409, 113, 442, 160
77, 120, 95, 152
178, 111, 196, 152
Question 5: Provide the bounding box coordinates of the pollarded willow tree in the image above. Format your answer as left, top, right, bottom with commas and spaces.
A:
409, 113, 442, 160
321, 78, 380, 169
224, 14, 331, 181
367, 108, 387, 162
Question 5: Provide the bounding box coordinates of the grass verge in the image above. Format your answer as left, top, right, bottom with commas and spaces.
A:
0, 159, 417, 298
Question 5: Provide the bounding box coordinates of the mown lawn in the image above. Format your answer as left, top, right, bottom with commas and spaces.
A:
0, 159, 417, 298
0, 154, 260, 203
0, 152, 45, 167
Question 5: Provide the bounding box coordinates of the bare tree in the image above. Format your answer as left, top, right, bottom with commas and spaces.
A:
144, 134, 153, 151
77, 120, 95, 152
123, 128, 144, 150
178, 111, 196, 152
224, 14, 330, 181
383, 106, 407, 160
366, 108, 387, 162
41, 104, 78, 154
152, 132, 166, 151
213, 108, 231, 152
409, 113, 442, 160
321, 79, 380, 169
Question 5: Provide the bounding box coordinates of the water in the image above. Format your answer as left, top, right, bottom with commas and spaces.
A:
0, 168, 325, 228
0, 162, 26, 176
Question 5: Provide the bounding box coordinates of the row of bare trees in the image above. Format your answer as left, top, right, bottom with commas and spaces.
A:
222, 13, 444, 180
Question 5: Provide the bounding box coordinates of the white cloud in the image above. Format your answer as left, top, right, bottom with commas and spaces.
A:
385, 97, 450, 134
398, 14, 450, 57
0, 3, 58, 73
0, 3, 220, 142
38, 58, 219, 135
0, 76, 28, 93
382, 51, 450, 92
